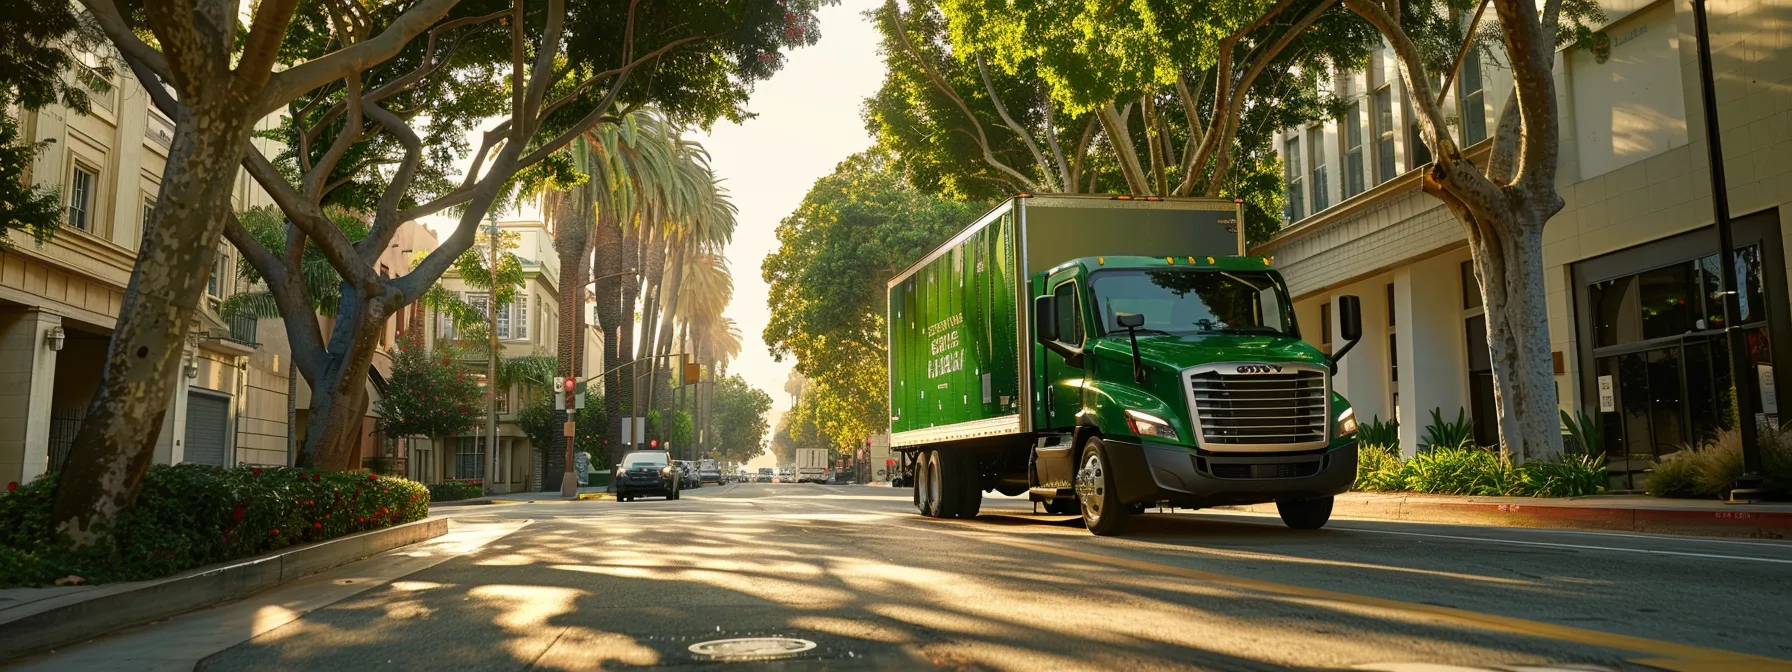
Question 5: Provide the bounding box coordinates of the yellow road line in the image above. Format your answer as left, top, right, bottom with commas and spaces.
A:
922, 521, 1792, 672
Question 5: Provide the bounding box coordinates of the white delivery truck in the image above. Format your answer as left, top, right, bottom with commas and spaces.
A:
796, 448, 830, 484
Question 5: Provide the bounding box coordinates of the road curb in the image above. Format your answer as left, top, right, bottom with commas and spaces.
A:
1216, 497, 1792, 539
0, 517, 447, 661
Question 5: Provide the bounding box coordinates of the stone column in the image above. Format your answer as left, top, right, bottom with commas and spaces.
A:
0, 309, 62, 485
1393, 255, 1471, 457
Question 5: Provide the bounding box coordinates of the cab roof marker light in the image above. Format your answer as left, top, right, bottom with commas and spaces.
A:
1187, 256, 1196, 264
1206, 257, 1215, 264
1098, 257, 1105, 265
1165, 257, 1175, 264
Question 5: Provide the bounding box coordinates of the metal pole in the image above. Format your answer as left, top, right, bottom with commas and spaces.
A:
562, 303, 579, 498
1692, 0, 1765, 500
485, 214, 502, 497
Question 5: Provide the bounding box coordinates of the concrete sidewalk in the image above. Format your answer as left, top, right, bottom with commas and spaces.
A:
1219, 492, 1792, 538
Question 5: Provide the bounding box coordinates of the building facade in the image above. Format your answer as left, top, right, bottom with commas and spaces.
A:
2, 72, 293, 486
1260, 0, 1792, 490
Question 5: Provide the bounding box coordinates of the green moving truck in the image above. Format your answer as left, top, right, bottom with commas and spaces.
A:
886, 194, 1365, 535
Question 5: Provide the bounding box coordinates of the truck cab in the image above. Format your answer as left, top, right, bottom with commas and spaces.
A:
1028, 255, 1363, 533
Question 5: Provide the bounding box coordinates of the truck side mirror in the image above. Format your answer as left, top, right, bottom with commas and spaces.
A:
1328, 295, 1363, 373
1033, 295, 1058, 343
1117, 313, 1145, 329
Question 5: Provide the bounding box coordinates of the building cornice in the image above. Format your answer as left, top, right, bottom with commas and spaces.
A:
1254, 139, 1493, 255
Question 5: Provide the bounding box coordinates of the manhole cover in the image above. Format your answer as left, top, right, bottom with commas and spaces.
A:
687, 637, 817, 662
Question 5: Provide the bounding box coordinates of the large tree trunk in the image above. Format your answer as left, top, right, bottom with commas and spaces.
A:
595, 214, 628, 452
51, 88, 258, 545
644, 243, 687, 414
298, 292, 396, 469
635, 228, 666, 362
549, 188, 593, 491
619, 229, 640, 434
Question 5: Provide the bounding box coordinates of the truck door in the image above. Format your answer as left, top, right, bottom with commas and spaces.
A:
1044, 271, 1087, 430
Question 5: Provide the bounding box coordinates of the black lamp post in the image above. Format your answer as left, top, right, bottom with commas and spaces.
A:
1691, 0, 1765, 500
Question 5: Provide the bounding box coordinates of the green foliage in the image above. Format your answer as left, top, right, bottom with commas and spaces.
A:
0, 113, 60, 250
1356, 416, 1399, 451
1421, 408, 1476, 451
712, 374, 774, 463
1353, 443, 1406, 492
570, 399, 609, 467
1647, 425, 1792, 499
669, 410, 695, 448
762, 151, 985, 449
1560, 408, 1604, 456
518, 397, 558, 454
374, 344, 483, 442
223, 206, 371, 320
426, 480, 484, 503
0, 0, 111, 114
646, 410, 663, 443
0, 465, 427, 588
1354, 445, 1605, 497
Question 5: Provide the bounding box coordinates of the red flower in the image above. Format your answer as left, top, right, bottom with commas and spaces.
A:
270, 529, 280, 535
368, 474, 378, 482
231, 505, 246, 521
357, 516, 366, 523
314, 522, 322, 529
5, 482, 15, 491
251, 468, 262, 477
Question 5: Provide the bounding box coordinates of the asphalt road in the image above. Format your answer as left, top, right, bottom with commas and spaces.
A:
32, 483, 1792, 671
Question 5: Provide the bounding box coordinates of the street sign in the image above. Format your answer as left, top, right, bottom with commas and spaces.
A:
574, 381, 587, 410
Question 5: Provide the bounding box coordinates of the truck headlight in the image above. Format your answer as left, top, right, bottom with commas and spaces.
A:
1337, 407, 1359, 437
1125, 409, 1179, 441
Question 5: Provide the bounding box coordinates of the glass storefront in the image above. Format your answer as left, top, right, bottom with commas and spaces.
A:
1573, 214, 1788, 491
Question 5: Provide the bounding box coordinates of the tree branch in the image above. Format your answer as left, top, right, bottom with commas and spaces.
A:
1437, 0, 1490, 108
977, 54, 1059, 191
888, 2, 1040, 192
77, 0, 174, 85
238, 0, 302, 82
304, 73, 364, 203
1040, 86, 1071, 187
257, 0, 460, 115
1202, 0, 1337, 197
1097, 103, 1151, 195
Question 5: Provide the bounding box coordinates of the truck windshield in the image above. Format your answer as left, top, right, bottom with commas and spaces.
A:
1090, 269, 1294, 336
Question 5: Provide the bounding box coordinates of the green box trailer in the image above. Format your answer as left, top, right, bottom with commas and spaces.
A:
886, 194, 1367, 535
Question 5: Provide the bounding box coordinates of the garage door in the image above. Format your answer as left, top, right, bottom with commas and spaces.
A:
184, 392, 230, 467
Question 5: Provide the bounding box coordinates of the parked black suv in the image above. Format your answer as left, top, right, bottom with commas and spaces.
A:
614, 450, 680, 502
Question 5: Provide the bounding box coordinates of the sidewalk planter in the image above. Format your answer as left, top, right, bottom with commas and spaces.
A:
427, 479, 484, 502
0, 516, 447, 661
0, 465, 430, 589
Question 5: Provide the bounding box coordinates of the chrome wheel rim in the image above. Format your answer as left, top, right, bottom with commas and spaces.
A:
1075, 449, 1105, 523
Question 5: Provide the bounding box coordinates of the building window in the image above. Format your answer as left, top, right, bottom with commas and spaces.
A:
515, 293, 530, 341
495, 386, 510, 414
454, 437, 485, 480
68, 164, 97, 231
1307, 126, 1329, 213
141, 198, 155, 230
436, 294, 460, 342
208, 250, 227, 299
1343, 101, 1365, 198
1459, 49, 1487, 145
495, 297, 511, 340
1373, 87, 1396, 182
1283, 135, 1304, 222
1461, 260, 1483, 309
1465, 313, 1497, 446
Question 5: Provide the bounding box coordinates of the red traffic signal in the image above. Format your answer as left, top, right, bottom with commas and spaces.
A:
564, 378, 576, 392
650, 439, 659, 448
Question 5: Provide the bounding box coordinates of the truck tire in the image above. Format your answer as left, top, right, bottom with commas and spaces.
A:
934, 450, 981, 519
1076, 438, 1129, 536
1276, 496, 1333, 530
916, 451, 940, 516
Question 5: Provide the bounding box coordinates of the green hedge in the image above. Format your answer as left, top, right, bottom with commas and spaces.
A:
1354, 444, 1605, 498
1645, 426, 1792, 499
0, 464, 430, 588
427, 479, 483, 502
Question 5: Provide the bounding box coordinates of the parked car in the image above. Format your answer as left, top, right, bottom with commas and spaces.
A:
674, 460, 701, 488
699, 459, 723, 485
615, 450, 680, 502
755, 468, 773, 483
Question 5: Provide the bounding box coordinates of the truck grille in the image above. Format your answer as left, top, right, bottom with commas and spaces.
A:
1187, 368, 1328, 449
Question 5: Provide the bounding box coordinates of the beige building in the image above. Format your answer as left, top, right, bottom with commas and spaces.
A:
1261, 0, 1792, 490
416, 217, 603, 492
2, 73, 292, 486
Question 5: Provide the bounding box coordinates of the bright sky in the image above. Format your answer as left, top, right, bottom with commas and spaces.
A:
427, 1, 884, 466
693, 0, 884, 465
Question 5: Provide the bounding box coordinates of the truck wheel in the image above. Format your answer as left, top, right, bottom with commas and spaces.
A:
916, 451, 939, 516
1076, 438, 1129, 536
935, 450, 981, 519
1276, 496, 1333, 530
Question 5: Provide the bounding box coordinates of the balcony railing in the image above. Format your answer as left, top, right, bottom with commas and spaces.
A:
228, 313, 259, 346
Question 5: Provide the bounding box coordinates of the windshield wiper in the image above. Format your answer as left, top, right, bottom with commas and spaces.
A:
1195, 326, 1281, 336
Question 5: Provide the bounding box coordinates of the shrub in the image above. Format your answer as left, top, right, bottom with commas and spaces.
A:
1644, 449, 1706, 498
428, 479, 484, 502
1516, 452, 1606, 497
1354, 443, 1405, 492
1646, 425, 1792, 499
1356, 416, 1399, 451
0, 465, 430, 588
1421, 408, 1476, 451
1402, 445, 1504, 495
1560, 409, 1604, 457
